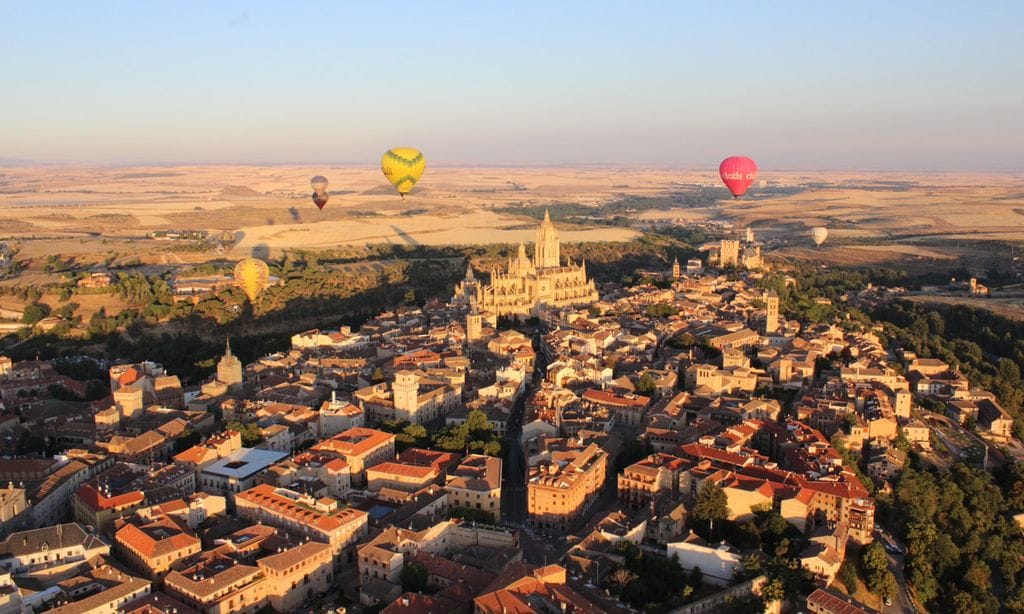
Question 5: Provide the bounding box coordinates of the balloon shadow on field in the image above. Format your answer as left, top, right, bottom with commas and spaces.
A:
288, 207, 302, 223
251, 243, 270, 261
389, 225, 421, 246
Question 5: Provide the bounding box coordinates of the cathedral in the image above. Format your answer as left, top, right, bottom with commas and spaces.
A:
453, 210, 598, 317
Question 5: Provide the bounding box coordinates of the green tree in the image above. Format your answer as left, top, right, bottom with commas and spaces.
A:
635, 372, 657, 396
693, 480, 729, 539
860, 542, 896, 599
760, 577, 786, 603
399, 561, 429, 593
22, 302, 51, 324
226, 421, 263, 447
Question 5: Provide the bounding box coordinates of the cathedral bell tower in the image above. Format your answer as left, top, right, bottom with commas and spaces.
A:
534, 209, 561, 269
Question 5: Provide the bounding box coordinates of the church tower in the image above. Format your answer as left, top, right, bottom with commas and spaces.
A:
672, 257, 681, 279
217, 340, 243, 390
466, 309, 482, 343
764, 290, 780, 334
393, 371, 420, 417
534, 209, 561, 269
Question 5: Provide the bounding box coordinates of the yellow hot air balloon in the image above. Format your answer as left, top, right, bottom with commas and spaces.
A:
381, 147, 425, 198
233, 257, 270, 302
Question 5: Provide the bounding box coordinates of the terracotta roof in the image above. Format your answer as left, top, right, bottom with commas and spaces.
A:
74, 483, 145, 512
582, 388, 650, 408
311, 427, 395, 458
115, 515, 200, 560
256, 540, 331, 572
383, 593, 460, 614
47, 564, 151, 614
367, 461, 436, 480
806, 587, 879, 614
235, 484, 367, 533
118, 368, 142, 387
173, 445, 216, 465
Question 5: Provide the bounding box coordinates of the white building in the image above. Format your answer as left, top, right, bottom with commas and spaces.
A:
666, 537, 742, 586
199, 448, 289, 501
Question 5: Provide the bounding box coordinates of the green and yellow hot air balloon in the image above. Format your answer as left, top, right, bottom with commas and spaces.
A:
234, 257, 270, 302
381, 147, 425, 199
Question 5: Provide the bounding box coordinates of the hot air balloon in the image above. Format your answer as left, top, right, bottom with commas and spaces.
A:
310, 175, 329, 210
719, 156, 758, 198
234, 258, 270, 302
381, 148, 425, 198
811, 227, 829, 247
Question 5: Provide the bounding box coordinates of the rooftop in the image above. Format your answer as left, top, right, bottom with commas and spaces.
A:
201, 448, 289, 479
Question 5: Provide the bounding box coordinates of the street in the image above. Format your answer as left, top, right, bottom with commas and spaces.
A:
875, 528, 919, 614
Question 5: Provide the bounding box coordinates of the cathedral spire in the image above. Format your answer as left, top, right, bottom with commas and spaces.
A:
225, 339, 232, 358
534, 209, 560, 269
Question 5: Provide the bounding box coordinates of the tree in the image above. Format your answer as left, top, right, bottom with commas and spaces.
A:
22, 302, 51, 324
635, 373, 656, 396
838, 561, 859, 593
760, 577, 786, 603
399, 561, 429, 593
860, 542, 896, 599
402, 424, 428, 441
483, 440, 503, 457
693, 480, 729, 539
605, 567, 637, 595
226, 421, 263, 447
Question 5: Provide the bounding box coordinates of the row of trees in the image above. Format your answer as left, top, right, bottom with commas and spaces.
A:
379, 409, 505, 458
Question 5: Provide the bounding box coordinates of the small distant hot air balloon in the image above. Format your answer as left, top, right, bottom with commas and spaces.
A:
811, 227, 829, 247
381, 148, 426, 199
234, 258, 270, 302
719, 156, 758, 198
310, 175, 329, 210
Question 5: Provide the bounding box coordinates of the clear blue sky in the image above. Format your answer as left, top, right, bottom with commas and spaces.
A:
2, 1, 1022, 169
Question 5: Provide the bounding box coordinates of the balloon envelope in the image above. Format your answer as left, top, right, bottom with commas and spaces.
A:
381, 148, 426, 197
312, 193, 329, 210
811, 227, 828, 246
310, 176, 329, 193
719, 156, 758, 198
234, 258, 270, 302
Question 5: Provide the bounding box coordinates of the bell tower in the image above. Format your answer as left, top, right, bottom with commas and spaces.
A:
534, 209, 561, 269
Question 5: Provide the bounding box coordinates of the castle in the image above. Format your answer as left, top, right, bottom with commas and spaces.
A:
701, 227, 763, 270
452, 210, 598, 317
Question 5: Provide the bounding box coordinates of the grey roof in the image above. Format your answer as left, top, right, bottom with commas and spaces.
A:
201, 447, 289, 480
0, 522, 103, 557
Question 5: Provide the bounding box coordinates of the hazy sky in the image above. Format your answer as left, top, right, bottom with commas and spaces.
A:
2, 1, 1022, 169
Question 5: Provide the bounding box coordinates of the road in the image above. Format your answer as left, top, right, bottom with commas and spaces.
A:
875, 528, 919, 614
500, 330, 546, 529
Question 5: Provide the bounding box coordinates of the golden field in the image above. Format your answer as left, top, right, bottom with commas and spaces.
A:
0, 165, 1022, 276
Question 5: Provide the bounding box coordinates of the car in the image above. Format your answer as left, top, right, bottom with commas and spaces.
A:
884, 596, 892, 606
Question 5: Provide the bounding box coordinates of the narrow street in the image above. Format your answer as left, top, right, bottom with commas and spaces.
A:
500, 330, 547, 528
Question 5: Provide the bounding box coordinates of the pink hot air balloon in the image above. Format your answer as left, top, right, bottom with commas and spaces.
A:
719, 156, 758, 198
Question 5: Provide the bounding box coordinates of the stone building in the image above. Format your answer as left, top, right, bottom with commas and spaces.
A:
453, 211, 598, 317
